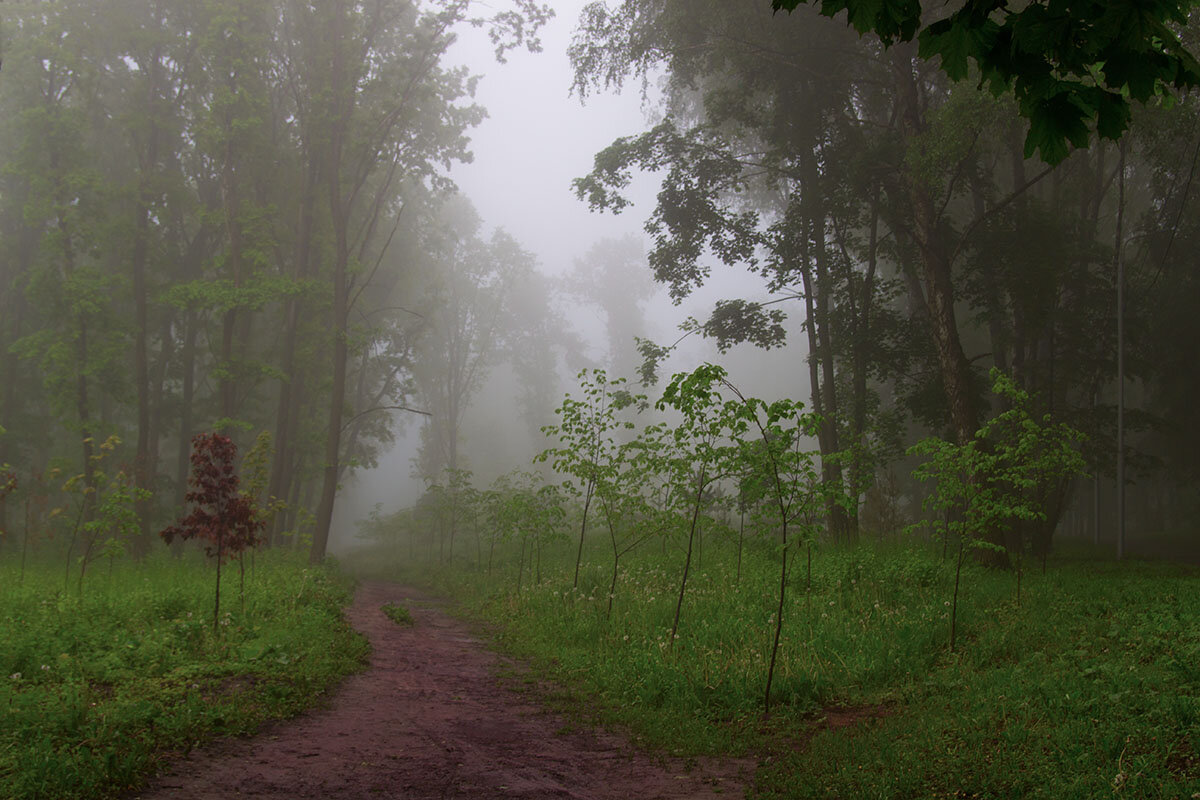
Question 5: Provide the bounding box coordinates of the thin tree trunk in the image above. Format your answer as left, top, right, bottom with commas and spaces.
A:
763, 530, 788, 714
573, 481, 594, 589
736, 508, 744, 585
669, 472, 707, 648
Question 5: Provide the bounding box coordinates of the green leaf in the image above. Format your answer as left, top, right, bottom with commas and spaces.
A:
1095, 90, 1132, 141
919, 17, 999, 82
1024, 91, 1092, 164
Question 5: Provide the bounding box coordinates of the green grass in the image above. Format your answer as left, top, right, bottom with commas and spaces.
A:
381, 601, 414, 625
356, 533, 1200, 799
0, 551, 369, 800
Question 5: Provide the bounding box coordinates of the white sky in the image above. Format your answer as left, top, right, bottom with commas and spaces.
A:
448, 0, 659, 277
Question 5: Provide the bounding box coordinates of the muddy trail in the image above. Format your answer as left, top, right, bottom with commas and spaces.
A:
132, 581, 750, 799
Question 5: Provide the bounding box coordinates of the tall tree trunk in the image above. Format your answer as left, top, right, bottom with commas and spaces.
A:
847, 187, 880, 535
177, 309, 198, 507
311, 1, 350, 564
268, 159, 318, 545
56, 205, 99, 516
0, 236, 32, 546
219, 99, 244, 423
795, 168, 850, 541
892, 49, 978, 445
812, 211, 851, 541
131, 105, 161, 558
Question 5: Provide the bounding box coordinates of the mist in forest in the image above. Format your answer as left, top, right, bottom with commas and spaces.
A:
1, 0, 1198, 568
5, 3, 1200, 799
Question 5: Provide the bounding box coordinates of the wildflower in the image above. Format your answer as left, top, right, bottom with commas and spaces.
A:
40, 664, 49, 671
9, 673, 20, 680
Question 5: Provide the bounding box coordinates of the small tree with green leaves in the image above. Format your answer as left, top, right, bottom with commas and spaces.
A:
60, 435, 122, 589
711, 367, 845, 713
595, 423, 671, 618
909, 370, 1087, 650
77, 469, 148, 592
443, 467, 476, 567
537, 369, 639, 589
485, 471, 565, 593
657, 365, 738, 648
241, 431, 286, 535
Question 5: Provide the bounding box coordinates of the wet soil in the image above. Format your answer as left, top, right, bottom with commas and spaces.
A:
131, 581, 750, 799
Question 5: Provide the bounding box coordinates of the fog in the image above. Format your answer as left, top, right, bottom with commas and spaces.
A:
2, 0, 1194, 568
328, 2, 808, 551
4, 4, 1200, 797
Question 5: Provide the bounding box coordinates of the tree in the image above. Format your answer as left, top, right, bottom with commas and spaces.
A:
0, 467, 16, 551
538, 369, 639, 589
909, 370, 1086, 647
161, 433, 265, 630
566, 235, 656, 379
657, 367, 737, 647
412, 199, 533, 481
307, 0, 551, 564
771, 0, 1200, 163
572, 1, 908, 536
722, 371, 842, 713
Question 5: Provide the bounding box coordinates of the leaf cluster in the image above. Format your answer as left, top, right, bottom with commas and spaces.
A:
772, 0, 1200, 162
908, 369, 1088, 551
160, 433, 264, 563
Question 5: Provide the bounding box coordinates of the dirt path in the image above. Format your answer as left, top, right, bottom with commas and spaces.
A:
132, 582, 750, 799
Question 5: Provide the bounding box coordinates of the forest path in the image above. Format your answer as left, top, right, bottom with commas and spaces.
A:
132, 581, 750, 799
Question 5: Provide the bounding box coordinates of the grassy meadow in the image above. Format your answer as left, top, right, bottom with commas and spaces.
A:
0, 551, 368, 800
352, 531, 1200, 799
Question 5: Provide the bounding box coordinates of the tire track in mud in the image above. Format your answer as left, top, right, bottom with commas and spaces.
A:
132, 581, 750, 799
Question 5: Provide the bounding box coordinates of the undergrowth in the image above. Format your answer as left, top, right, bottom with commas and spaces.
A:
0, 551, 368, 800
381, 602, 414, 626
355, 535, 1200, 799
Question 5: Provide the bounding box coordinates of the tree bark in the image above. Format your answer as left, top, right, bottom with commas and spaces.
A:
311, 0, 350, 564
891, 49, 978, 445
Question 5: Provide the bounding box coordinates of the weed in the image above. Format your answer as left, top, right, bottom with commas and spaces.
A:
381, 602, 414, 626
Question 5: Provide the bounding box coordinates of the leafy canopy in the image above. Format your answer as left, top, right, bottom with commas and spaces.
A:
771, 0, 1200, 163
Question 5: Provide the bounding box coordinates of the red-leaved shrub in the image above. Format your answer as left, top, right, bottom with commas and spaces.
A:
161, 433, 264, 629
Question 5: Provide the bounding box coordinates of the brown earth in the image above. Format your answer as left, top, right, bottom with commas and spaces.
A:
131, 581, 751, 799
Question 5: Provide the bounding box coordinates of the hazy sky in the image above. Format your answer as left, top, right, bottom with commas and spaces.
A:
448, 0, 659, 277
